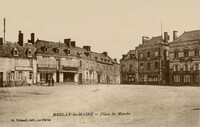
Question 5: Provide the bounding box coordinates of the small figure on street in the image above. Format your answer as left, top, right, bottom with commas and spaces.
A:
52, 78, 54, 86
48, 79, 51, 86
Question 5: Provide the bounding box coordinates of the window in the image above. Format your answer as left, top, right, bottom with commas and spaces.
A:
129, 65, 133, 72
173, 65, 180, 72
139, 53, 143, 59
13, 48, 18, 56
18, 71, 22, 80
194, 64, 199, 71
147, 51, 150, 58
27, 49, 32, 57
86, 72, 89, 80
183, 75, 190, 83
44, 47, 48, 52
174, 75, 180, 83
147, 62, 150, 70
56, 59, 60, 69
29, 71, 33, 80
183, 64, 190, 71
122, 65, 125, 72
155, 51, 158, 57
155, 62, 159, 69
174, 51, 179, 59
64, 49, 70, 54
194, 48, 199, 56
80, 60, 82, 67
56, 48, 59, 53
10, 71, 14, 80
140, 63, 143, 69
184, 49, 189, 57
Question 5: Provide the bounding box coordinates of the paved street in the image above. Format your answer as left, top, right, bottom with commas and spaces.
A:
0, 84, 200, 127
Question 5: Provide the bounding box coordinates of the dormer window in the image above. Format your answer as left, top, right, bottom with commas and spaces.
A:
56, 48, 59, 53
26, 49, 32, 57
13, 48, 18, 56
64, 49, 70, 55
43, 46, 48, 52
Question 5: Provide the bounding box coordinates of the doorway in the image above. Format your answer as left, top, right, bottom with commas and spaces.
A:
79, 73, 82, 84
0, 72, 3, 87
97, 74, 101, 83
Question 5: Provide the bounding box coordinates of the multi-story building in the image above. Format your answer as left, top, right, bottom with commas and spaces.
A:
0, 31, 37, 87
136, 33, 169, 85
120, 50, 138, 84
169, 30, 200, 86
34, 37, 120, 85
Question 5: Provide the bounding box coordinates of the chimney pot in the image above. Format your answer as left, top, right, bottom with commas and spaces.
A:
173, 31, 178, 41
164, 32, 169, 42
64, 39, 71, 47
18, 30, 24, 46
103, 51, 108, 56
83, 46, 91, 52
71, 41, 76, 47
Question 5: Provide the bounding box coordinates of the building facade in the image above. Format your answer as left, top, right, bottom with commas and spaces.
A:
120, 50, 138, 84
136, 34, 169, 85
169, 30, 200, 86
0, 32, 37, 87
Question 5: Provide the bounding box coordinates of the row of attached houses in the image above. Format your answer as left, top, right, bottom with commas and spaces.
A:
0, 31, 120, 87
120, 29, 200, 86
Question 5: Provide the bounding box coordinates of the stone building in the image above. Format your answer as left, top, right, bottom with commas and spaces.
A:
169, 30, 200, 86
135, 33, 169, 85
0, 31, 37, 87
34, 37, 120, 85
120, 50, 138, 84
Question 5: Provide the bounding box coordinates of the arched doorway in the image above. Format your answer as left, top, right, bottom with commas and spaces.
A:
106, 75, 110, 84
97, 74, 101, 83
79, 73, 83, 84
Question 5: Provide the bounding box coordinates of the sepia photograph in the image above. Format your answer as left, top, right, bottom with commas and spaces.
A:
0, 0, 200, 127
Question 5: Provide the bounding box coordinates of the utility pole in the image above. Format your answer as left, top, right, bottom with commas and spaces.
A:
3, 18, 6, 42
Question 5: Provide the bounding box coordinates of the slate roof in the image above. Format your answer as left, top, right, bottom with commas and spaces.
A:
173, 30, 200, 42
0, 41, 36, 58
34, 39, 118, 64
121, 50, 136, 60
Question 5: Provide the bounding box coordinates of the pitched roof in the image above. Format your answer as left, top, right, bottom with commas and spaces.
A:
34, 39, 118, 64
0, 41, 36, 58
173, 30, 200, 42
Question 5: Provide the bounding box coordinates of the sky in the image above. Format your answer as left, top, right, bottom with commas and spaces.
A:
0, 0, 200, 60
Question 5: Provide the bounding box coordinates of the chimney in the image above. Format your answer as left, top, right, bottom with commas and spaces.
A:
103, 51, 108, 57
18, 30, 24, 46
114, 58, 117, 62
0, 37, 3, 46
28, 33, 35, 44
64, 39, 71, 47
71, 41, 76, 47
83, 46, 91, 52
164, 32, 170, 42
122, 54, 127, 59
173, 31, 178, 41
142, 36, 149, 44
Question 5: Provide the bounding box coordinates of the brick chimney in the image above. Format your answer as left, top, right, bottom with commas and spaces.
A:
164, 32, 170, 42
142, 36, 149, 44
64, 39, 71, 47
0, 38, 3, 46
173, 31, 178, 41
71, 41, 76, 47
18, 31, 24, 46
83, 46, 91, 52
28, 33, 35, 44
122, 54, 127, 59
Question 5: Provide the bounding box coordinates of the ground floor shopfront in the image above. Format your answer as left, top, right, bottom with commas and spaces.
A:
170, 71, 200, 86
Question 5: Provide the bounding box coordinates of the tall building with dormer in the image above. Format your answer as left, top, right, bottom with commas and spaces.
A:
169, 30, 200, 86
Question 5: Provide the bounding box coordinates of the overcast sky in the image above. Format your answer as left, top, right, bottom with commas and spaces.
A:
0, 0, 200, 60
